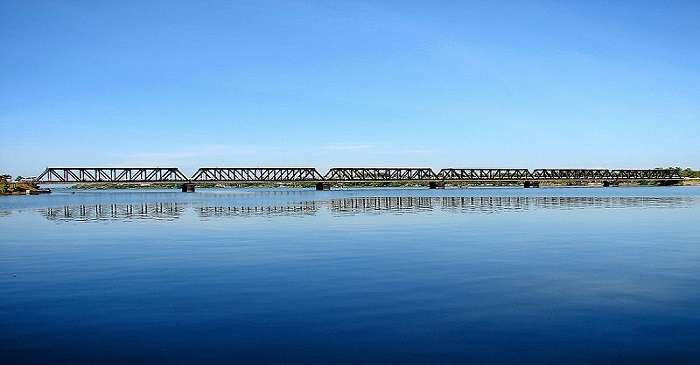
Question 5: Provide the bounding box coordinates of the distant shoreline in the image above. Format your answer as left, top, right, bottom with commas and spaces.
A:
64, 180, 700, 190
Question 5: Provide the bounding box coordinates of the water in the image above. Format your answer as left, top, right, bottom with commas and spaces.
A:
1, 187, 700, 364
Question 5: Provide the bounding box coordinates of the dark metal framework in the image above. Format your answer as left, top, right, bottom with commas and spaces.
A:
530, 169, 681, 180
439, 168, 681, 181
324, 168, 437, 181
36, 168, 188, 183
609, 169, 681, 180
190, 168, 323, 182
437, 169, 532, 180
531, 169, 609, 180
34, 167, 682, 184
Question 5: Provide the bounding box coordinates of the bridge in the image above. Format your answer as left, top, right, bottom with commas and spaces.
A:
34, 167, 683, 191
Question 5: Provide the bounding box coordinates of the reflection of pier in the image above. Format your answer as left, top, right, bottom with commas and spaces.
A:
43, 203, 184, 221
38, 196, 693, 222
331, 197, 435, 213
330, 196, 693, 214
198, 203, 318, 218
328, 196, 694, 215
438, 196, 694, 213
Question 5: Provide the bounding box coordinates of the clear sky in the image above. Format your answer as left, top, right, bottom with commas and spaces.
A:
1, 1, 698, 176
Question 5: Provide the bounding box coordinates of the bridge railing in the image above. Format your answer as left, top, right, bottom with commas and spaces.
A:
36, 168, 189, 183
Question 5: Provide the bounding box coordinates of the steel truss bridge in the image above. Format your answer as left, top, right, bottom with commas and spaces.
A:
36, 167, 189, 183
35, 167, 683, 191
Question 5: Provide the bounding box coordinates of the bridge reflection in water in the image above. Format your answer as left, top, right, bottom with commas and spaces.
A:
44, 203, 186, 221
39, 196, 693, 222
198, 203, 319, 218
330, 196, 693, 214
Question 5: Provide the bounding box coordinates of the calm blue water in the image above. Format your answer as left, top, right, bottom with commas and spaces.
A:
2, 187, 700, 364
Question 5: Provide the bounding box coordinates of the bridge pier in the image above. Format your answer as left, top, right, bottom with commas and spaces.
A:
315, 182, 331, 191
658, 180, 681, 186
181, 183, 195, 193
523, 181, 540, 188
429, 181, 445, 189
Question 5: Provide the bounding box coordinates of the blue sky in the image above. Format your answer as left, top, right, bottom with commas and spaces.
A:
1, 1, 698, 176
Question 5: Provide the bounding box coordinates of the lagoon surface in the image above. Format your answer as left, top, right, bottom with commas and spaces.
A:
1, 187, 700, 364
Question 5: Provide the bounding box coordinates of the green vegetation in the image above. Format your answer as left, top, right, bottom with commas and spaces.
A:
70, 181, 432, 190
332, 182, 425, 188
657, 167, 699, 178
70, 182, 321, 190
0, 174, 48, 195
0, 177, 8, 194
72, 183, 184, 190
679, 168, 700, 178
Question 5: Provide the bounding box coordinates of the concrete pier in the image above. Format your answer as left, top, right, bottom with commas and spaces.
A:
315, 182, 331, 191
429, 181, 445, 189
181, 183, 195, 192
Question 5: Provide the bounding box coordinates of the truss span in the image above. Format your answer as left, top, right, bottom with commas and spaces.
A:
36, 168, 188, 184
609, 169, 681, 180
530, 169, 682, 181
190, 168, 323, 182
323, 168, 437, 181
438, 168, 681, 181
437, 169, 533, 180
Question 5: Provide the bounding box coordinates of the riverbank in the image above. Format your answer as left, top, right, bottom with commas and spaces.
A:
70, 182, 320, 189
65, 180, 697, 190
682, 178, 700, 186
0, 181, 51, 195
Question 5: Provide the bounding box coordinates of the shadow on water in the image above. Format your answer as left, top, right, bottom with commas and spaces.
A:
37, 196, 695, 222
